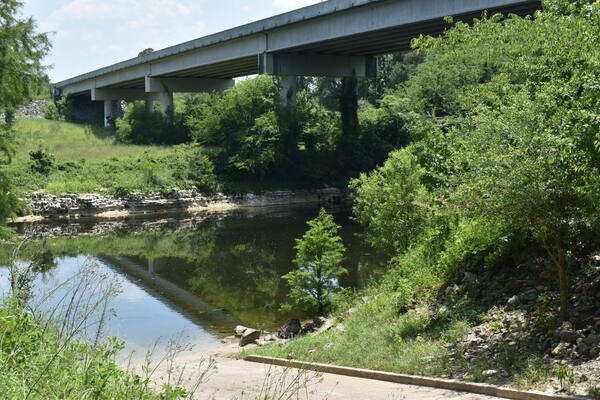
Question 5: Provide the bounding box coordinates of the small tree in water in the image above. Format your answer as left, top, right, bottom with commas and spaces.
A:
283, 209, 346, 316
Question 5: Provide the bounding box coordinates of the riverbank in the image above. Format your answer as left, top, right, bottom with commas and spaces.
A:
245, 259, 600, 398
12, 188, 348, 223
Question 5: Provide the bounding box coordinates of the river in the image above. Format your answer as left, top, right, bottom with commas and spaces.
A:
0, 205, 383, 358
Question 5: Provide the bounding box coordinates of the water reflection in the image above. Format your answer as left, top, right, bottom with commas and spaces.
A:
1, 206, 384, 352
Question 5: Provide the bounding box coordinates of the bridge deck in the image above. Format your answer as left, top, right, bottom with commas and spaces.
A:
54, 0, 541, 95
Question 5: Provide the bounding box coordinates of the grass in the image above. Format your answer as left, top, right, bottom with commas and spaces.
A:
1, 119, 198, 196
2, 119, 330, 197
244, 296, 458, 377
12, 119, 171, 161
243, 262, 570, 393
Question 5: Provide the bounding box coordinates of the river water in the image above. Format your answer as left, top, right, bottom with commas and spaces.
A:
0, 206, 383, 357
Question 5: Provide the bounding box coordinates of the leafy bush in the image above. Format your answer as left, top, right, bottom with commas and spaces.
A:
185, 75, 282, 178
350, 148, 430, 255
43, 101, 61, 120
43, 96, 74, 121
351, 2, 600, 321
29, 148, 55, 175
282, 209, 347, 315
181, 144, 217, 193
116, 101, 187, 145
3, 107, 15, 125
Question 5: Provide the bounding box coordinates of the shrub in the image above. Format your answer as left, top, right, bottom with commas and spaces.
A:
29, 148, 55, 175
43, 96, 74, 121
352, 3, 600, 322
350, 148, 430, 255
282, 209, 347, 315
43, 101, 61, 120
116, 101, 187, 145
185, 76, 282, 178
3, 107, 15, 125
183, 144, 217, 193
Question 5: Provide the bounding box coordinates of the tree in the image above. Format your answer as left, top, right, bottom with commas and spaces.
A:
406, 3, 600, 320
138, 48, 154, 57
0, 0, 51, 110
282, 209, 346, 315
185, 75, 282, 178
0, 0, 50, 233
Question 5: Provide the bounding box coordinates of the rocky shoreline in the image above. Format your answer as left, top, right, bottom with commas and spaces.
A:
14, 188, 348, 223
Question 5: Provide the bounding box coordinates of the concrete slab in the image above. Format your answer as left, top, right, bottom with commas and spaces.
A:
149, 344, 502, 400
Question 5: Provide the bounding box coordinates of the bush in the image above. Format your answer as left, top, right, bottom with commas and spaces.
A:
182, 144, 217, 193
351, 3, 600, 322
185, 76, 282, 178
43, 102, 61, 121
29, 148, 55, 175
116, 101, 187, 145
43, 96, 74, 121
350, 148, 430, 255
3, 107, 15, 125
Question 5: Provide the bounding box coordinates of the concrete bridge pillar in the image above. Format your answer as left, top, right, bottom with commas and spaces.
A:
103, 100, 114, 127
279, 76, 298, 106
158, 91, 174, 121
145, 100, 154, 113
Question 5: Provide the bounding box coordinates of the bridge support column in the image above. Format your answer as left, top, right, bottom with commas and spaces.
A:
103, 100, 122, 127
145, 100, 154, 112
279, 76, 298, 106
158, 91, 174, 120
103, 100, 113, 127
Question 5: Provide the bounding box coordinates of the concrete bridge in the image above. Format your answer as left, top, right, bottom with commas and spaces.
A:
52, 0, 541, 126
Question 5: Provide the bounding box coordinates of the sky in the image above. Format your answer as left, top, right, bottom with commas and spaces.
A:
20, 0, 323, 83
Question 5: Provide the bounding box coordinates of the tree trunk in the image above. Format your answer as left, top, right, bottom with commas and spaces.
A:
541, 234, 569, 321
557, 249, 569, 321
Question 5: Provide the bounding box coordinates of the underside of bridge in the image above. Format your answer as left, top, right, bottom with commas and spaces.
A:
55, 0, 542, 126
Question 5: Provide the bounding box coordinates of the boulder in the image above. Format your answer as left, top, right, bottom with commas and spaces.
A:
235, 325, 249, 337
239, 329, 261, 347
300, 322, 318, 335
507, 295, 521, 307
552, 342, 570, 356
278, 319, 301, 339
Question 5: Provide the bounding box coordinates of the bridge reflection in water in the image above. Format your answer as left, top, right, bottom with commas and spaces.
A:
99, 255, 241, 338
2, 207, 385, 357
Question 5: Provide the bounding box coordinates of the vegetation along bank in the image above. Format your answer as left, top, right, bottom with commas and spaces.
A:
1, 0, 599, 398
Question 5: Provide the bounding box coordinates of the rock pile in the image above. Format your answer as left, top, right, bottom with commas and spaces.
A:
446, 262, 600, 387
232, 318, 328, 347
1, 100, 49, 121
16, 99, 49, 119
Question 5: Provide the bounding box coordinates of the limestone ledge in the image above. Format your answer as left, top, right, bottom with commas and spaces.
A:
15, 188, 348, 222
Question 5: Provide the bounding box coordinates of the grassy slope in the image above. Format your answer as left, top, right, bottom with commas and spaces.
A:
12, 119, 171, 161
3, 118, 326, 197
3, 119, 177, 195
245, 263, 600, 395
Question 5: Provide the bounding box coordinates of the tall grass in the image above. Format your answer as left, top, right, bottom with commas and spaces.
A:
1, 246, 211, 399
12, 119, 170, 161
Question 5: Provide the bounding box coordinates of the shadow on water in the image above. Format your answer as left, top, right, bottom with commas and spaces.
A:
1, 205, 385, 352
